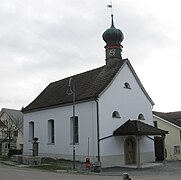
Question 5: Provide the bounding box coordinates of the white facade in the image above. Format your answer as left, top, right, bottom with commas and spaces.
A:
98, 63, 154, 166
24, 101, 98, 162
23, 61, 155, 167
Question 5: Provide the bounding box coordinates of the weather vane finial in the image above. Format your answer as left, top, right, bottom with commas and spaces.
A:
107, 1, 113, 15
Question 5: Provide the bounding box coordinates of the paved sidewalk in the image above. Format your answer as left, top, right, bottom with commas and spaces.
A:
101, 161, 181, 177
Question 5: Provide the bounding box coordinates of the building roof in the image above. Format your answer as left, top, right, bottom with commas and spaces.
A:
23, 59, 154, 113
102, 14, 124, 47
153, 111, 181, 128
23, 59, 126, 112
113, 120, 168, 136
0, 108, 23, 132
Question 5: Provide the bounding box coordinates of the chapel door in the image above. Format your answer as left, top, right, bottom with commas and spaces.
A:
125, 137, 136, 164
154, 136, 164, 161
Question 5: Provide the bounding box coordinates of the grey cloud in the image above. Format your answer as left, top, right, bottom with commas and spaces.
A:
0, 0, 179, 111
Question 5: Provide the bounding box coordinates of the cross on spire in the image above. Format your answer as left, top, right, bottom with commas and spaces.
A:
107, 1, 113, 15
103, 2, 124, 63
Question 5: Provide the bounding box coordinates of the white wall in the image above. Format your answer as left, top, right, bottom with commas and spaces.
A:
98, 63, 154, 166
99, 63, 153, 138
23, 101, 98, 162
23, 61, 155, 167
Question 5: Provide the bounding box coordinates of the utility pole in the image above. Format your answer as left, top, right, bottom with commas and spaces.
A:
67, 78, 76, 169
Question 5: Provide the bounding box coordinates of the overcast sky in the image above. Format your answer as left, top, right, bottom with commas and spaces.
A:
0, 0, 181, 112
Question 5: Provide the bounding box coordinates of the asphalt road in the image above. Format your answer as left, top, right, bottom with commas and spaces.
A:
0, 163, 117, 180
1, 161, 181, 180
103, 161, 181, 180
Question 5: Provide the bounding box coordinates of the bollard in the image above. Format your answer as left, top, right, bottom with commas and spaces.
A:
86, 158, 90, 169
123, 173, 131, 180
91, 161, 101, 173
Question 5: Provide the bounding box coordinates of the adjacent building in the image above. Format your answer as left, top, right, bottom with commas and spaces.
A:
0, 119, 6, 155
153, 111, 181, 161
0, 108, 23, 155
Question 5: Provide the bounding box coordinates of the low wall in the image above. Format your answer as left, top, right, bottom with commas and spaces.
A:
23, 156, 42, 165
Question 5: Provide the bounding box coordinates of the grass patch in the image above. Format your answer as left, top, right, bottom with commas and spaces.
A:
31, 164, 69, 171
0, 155, 9, 161
31, 158, 85, 171
0, 156, 86, 172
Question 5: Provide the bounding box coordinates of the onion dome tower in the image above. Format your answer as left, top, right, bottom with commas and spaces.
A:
102, 14, 124, 63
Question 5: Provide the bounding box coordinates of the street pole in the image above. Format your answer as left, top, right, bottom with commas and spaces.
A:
72, 80, 76, 170
68, 78, 76, 170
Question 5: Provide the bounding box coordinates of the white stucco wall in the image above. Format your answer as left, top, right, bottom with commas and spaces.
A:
98, 63, 154, 166
23, 101, 98, 162
23, 61, 155, 167
99, 63, 153, 137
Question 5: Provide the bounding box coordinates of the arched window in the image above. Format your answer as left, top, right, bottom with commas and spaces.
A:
138, 113, 145, 120
112, 111, 121, 118
124, 82, 131, 89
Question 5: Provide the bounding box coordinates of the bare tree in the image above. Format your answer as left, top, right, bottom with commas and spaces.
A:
0, 114, 23, 157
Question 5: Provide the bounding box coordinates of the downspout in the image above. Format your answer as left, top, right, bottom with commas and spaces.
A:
94, 98, 100, 162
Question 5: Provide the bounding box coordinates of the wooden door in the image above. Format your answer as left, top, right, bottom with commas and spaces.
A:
125, 138, 136, 164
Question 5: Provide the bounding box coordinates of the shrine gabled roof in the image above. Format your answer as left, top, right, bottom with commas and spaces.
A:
23, 59, 154, 113
113, 120, 168, 136
23, 60, 126, 112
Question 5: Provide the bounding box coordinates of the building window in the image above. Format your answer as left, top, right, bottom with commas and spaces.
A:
112, 111, 121, 118
48, 119, 55, 144
14, 130, 18, 137
5, 143, 9, 149
174, 146, 180, 154
70, 116, 79, 144
153, 121, 158, 128
29, 121, 34, 141
124, 82, 131, 89
138, 113, 145, 120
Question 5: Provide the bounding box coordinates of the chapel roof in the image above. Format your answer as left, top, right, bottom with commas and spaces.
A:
23, 59, 126, 112
22, 14, 154, 113
23, 58, 154, 113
